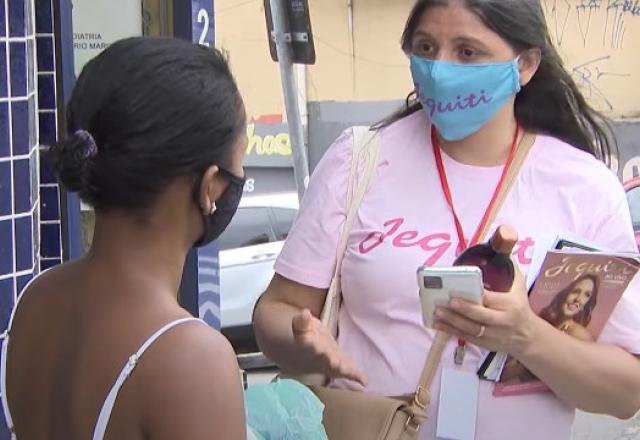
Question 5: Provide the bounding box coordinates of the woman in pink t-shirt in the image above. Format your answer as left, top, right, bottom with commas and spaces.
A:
254, 1, 640, 438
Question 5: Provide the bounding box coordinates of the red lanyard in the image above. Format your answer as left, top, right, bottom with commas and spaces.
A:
431, 125, 520, 361
431, 125, 521, 255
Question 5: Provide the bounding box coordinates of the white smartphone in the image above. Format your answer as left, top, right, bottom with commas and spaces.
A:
417, 266, 484, 328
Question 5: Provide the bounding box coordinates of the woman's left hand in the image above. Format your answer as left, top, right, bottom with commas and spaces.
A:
433, 266, 541, 356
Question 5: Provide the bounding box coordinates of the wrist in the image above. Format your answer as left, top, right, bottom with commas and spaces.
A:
511, 312, 548, 359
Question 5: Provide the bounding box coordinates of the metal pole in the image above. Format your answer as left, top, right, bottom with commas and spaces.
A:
269, 0, 310, 202
159, 0, 169, 36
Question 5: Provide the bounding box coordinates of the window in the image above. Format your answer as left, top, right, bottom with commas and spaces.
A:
218, 207, 274, 251
271, 208, 297, 241
626, 186, 640, 232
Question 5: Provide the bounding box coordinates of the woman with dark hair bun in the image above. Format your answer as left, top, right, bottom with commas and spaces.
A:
1, 37, 248, 439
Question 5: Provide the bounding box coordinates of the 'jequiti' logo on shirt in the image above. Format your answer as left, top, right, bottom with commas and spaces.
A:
358, 217, 535, 266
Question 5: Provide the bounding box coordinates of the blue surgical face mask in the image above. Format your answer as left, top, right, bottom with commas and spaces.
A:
410, 55, 522, 141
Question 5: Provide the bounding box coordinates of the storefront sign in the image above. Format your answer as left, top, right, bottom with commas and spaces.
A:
245, 123, 295, 168
71, 0, 142, 75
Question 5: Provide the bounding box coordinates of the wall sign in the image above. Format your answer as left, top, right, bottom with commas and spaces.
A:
192, 0, 214, 47
71, 0, 142, 75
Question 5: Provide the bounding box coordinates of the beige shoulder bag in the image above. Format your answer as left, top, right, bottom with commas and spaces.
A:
308, 127, 536, 440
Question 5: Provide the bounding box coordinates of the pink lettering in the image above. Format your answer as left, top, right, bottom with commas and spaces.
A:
358, 217, 534, 268
358, 218, 404, 254
392, 231, 421, 248
420, 233, 452, 266
514, 237, 535, 265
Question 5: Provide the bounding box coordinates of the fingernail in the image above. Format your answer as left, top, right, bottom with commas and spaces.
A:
450, 299, 461, 309
435, 309, 445, 318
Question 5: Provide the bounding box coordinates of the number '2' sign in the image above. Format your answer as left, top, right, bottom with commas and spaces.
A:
191, 0, 214, 47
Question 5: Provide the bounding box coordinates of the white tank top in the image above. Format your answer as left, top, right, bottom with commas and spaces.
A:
0, 276, 205, 439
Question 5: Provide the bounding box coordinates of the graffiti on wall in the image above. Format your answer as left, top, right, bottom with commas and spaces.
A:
544, 0, 640, 49
542, 0, 640, 116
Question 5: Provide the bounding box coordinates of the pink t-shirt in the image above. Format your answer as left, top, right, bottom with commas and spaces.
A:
274, 110, 639, 439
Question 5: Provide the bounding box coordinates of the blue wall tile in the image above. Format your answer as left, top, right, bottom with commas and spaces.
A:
35, 0, 52, 34
8, 0, 26, 37
0, 0, 6, 37
35, 0, 61, 274
40, 257, 60, 271
11, 100, 29, 156
40, 186, 59, 221
0, 277, 14, 332
39, 148, 56, 184
14, 216, 33, 271
37, 73, 55, 110
38, 111, 56, 146
10, 42, 27, 97
13, 158, 31, 213
0, 42, 6, 97
36, 36, 54, 72
0, 103, 9, 158
0, 162, 11, 217
41, 223, 60, 258
17, 273, 33, 296
0, 221, 13, 276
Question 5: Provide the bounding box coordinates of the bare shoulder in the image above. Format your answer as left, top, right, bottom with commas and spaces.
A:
137, 320, 246, 440
10, 263, 76, 321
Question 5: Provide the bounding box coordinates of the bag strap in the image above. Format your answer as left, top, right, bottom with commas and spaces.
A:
408, 131, 537, 424
320, 127, 381, 337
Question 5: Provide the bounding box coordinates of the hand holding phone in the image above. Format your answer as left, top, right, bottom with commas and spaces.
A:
417, 266, 484, 328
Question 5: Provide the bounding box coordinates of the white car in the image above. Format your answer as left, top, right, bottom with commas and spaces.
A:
219, 192, 299, 351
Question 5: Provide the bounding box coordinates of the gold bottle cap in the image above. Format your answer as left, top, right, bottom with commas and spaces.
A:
489, 225, 519, 254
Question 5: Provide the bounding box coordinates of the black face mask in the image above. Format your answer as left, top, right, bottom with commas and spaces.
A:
194, 168, 245, 248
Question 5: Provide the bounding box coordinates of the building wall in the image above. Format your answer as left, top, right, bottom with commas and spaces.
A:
216, 0, 640, 185
0, 0, 62, 435
36, 0, 62, 271
0, 0, 39, 341
215, 0, 413, 119
218, 0, 640, 117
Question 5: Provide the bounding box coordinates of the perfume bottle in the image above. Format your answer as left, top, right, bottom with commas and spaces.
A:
453, 225, 518, 293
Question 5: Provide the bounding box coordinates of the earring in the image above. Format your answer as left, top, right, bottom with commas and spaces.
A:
209, 203, 217, 215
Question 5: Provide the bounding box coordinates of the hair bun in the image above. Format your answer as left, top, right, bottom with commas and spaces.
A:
52, 129, 98, 193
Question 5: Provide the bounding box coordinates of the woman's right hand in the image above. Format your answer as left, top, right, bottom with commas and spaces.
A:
292, 309, 368, 388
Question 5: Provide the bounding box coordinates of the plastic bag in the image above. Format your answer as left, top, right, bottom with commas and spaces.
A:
245, 379, 328, 440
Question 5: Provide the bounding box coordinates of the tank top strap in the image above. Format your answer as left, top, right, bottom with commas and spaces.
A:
92, 317, 206, 440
